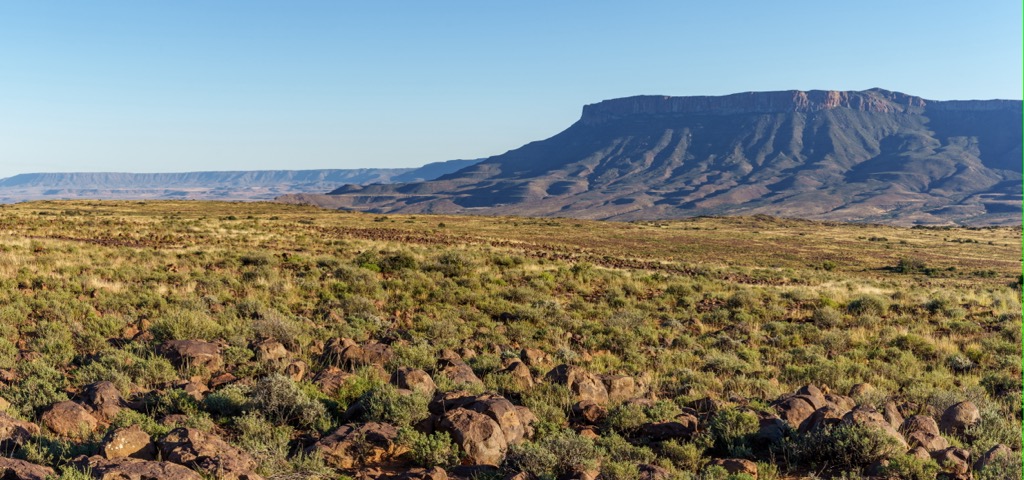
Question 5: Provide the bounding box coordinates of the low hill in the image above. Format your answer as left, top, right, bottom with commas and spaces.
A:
284, 89, 1022, 226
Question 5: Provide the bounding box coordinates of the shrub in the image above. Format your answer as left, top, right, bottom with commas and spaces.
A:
396, 427, 460, 468
249, 374, 327, 430
708, 408, 759, 457
362, 384, 430, 427
846, 295, 889, 317
881, 454, 940, 480
234, 411, 294, 476
204, 384, 251, 418
789, 424, 903, 472
660, 439, 706, 472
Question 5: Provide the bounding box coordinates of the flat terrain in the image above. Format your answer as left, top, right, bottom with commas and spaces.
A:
0, 200, 1019, 479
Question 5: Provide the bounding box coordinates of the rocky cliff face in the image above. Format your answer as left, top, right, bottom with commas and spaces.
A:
285, 89, 1022, 226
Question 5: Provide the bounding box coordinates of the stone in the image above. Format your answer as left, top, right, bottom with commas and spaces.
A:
841, 405, 909, 449
81, 381, 127, 422
158, 427, 261, 480
0, 457, 55, 480
438, 349, 467, 368
796, 384, 827, 408
181, 381, 208, 401
601, 374, 641, 403
160, 340, 222, 372
939, 401, 980, 436
285, 360, 307, 382
708, 458, 758, 477
465, 394, 534, 445
755, 416, 788, 444
882, 401, 904, 430
74, 455, 204, 480
824, 394, 856, 412
545, 365, 609, 404
308, 422, 407, 470
390, 467, 449, 480
209, 372, 238, 389
441, 363, 484, 388
103, 425, 156, 460
41, 401, 99, 438
800, 405, 847, 433
638, 464, 672, 480
974, 444, 1013, 472
640, 416, 698, 441
0, 411, 40, 445
901, 415, 949, 452
931, 447, 971, 479
498, 360, 534, 390
776, 396, 817, 429
848, 383, 875, 397
520, 348, 548, 367
392, 367, 437, 395
254, 339, 289, 362
572, 400, 607, 424
314, 366, 355, 396
437, 408, 508, 466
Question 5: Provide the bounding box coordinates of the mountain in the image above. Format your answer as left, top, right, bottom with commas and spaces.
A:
0, 159, 482, 203
281, 89, 1022, 226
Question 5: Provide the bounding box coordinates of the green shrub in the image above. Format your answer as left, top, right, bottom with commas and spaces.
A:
708, 408, 759, 457
881, 454, 940, 480
789, 424, 903, 472
846, 295, 889, 317
396, 427, 460, 468
204, 384, 251, 418
249, 374, 327, 430
362, 384, 430, 427
660, 439, 707, 473
233, 411, 293, 476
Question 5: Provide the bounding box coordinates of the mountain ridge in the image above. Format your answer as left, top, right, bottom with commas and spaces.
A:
282, 89, 1022, 226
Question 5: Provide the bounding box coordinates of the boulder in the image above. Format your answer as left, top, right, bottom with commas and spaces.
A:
392, 367, 437, 395
308, 422, 407, 470
0, 411, 40, 445
776, 396, 817, 429
545, 365, 609, 405
939, 402, 980, 436
437, 408, 508, 466
848, 383, 875, 398
498, 360, 534, 390
708, 458, 758, 477
931, 447, 972, 479
389, 467, 449, 480
103, 424, 156, 460
75, 455, 204, 480
640, 415, 698, 441
41, 401, 98, 438
438, 349, 467, 368
322, 337, 358, 365
637, 464, 672, 480
901, 415, 949, 452
882, 401, 904, 430
800, 405, 847, 433
824, 394, 856, 412
974, 444, 1013, 472
464, 394, 533, 445
601, 375, 641, 403
689, 397, 724, 416
285, 360, 307, 382
796, 384, 828, 407
158, 427, 261, 480
841, 406, 908, 449
755, 416, 788, 444
254, 339, 289, 362
0, 457, 55, 480
520, 348, 548, 367
160, 340, 222, 371
572, 400, 607, 424
180, 381, 209, 401
82, 381, 127, 422
209, 372, 238, 389
909, 446, 932, 460
440, 364, 484, 388
314, 366, 355, 396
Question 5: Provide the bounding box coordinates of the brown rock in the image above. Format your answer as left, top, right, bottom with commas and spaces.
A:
0, 411, 40, 445
160, 340, 222, 372
158, 427, 262, 480
776, 396, 817, 429
465, 394, 534, 445
800, 405, 847, 433
75, 455, 204, 480
254, 339, 289, 362
974, 444, 1013, 472
209, 372, 238, 389
390, 467, 449, 480
42, 401, 98, 438
756, 416, 788, 444
393, 367, 437, 395
315, 366, 355, 396
103, 425, 156, 460
909, 446, 932, 460
640, 416, 698, 441
689, 397, 724, 415
901, 415, 949, 452
841, 405, 909, 449
438, 408, 508, 466
796, 384, 828, 408
708, 458, 758, 477
308, 422, 407, 469
931, 447, 971, 479
438, 349, 467, 368
824, 394, 856, 412
181, 381, 208, 401
342, 342, 394, 369
545, 365, 609, 405
441, 363, 484, 388
882, 401, 905, 430
285, 360, 307, 382
520, 348, 548, 367
577, 426, 601, 439
322, 337, 357, 365
848, 383, 875, 398
0, 457, 55, 480
638, 464, 672, 480
601, 374, 641, 403
81, 381, 127, 423
572, 400, 607, 424
498, 360, 534, 390
939, 401, 980, 436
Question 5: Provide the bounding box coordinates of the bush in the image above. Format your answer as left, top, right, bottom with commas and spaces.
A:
846, 295, 889, 317
249, 374, 328, 430
396, 427, 460, 468
204, 384, 251, 417
708, 408, 759, 457
362, 384, 430, 427
789, 424, 903, 472
881, 454, 940, 480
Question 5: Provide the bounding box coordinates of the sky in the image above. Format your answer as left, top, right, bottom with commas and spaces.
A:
0, 1, 1020, 179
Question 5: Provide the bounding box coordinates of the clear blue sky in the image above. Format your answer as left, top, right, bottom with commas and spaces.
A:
0, 1, 1020, 178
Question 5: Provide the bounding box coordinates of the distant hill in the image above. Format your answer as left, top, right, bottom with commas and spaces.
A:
0, 158, 482, 203
282, 89, 1022, 226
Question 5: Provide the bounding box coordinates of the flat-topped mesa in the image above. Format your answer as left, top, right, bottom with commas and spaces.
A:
579, 89, 928, 124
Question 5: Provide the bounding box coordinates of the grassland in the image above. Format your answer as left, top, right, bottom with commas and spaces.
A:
0, 200, 1019, 479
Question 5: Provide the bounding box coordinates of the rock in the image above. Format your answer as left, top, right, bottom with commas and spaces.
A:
882, 401, 905, 430
428, 391, 480, 415
708, 458, 758, 477
601, 375, 641, 403
848, 383, 875, 397
824, 394, 856, 412
800, 405, 847, 433
796, 384, 827, 407
41, 401, 98, 438
314, 366, 355, 396
181, 381, 209, 401
0, 457, 55, 480
909, 446, 932, 460
776, 396, 817, 429
438, 349, 467, 368
389, 467, 449, 480
103, 425, 156, 460
577, 426, 601, 440
160, 340, 222, 372
841, 405, 909, 449
974, 444, 1013, 472
285, 360, 307, 382
931, 447, 971, 479
392, 367, 437, 395
0, 411, 40, 445
545, 365, 609, 405
308, 422, 407, 469
640, 416, 698, 441
465, 394, 533, 445
254, 339, 289, 362
322, 337, 357, 365
755, 416, 788, 444
437, 408, 508, 466
209, 372, 237, 389
901, 415, 949, 452
498, 360, 534, 390
441, 363, 484, 388
158, 427, 261, 480
81, 381, 127, 422
572, 400, 607, 424
349, 342, 394, 368
689, 397, 724, 415
75, 455, 204, 480
940, 402, 980, 435
520, 348, 548, 367
637, 464, 672, 480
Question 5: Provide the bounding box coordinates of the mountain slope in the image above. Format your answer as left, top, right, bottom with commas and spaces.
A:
0, 159, 481, 203
284, 89, 1022, 226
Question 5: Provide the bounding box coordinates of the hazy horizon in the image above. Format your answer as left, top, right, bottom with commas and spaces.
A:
1, 1, 1020, 179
